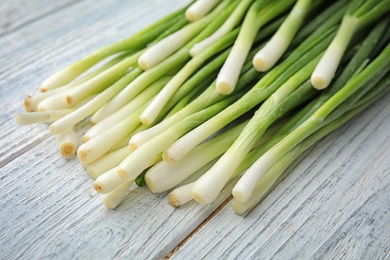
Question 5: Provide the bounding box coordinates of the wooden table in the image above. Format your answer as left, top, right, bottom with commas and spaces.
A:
1, 0, 389, 259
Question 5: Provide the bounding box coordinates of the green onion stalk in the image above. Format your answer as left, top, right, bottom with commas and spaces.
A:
311, 0, 390, 89
40, 5, 189, 92
216, 0, 296, 95
189, 0, 254, 56
92, 0, 237, 123
185, 0, 221, 22
117, 92, 244, 182
159, 1, 351, 164
163, 24, 337, 165
252, 0, 312, 72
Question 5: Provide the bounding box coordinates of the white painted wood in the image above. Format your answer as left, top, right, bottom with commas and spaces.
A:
0, 0, 389, 259
171, 93, 390, 259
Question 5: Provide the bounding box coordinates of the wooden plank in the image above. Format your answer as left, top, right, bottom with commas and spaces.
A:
0, 0, 79, 36
170, 93, 390, 259
0, 0, 190, 166
0, 135, 234, 259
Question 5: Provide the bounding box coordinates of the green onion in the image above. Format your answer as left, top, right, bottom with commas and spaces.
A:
216, 0, 296, 94
16, 109, 74, 125
233, 73, 390, 213
56, 128, 79, 157
101, 181, 132, 209
163, 25, 336, 165
87, 146, 130, 179
186, 0, 221, 22
84, 76, 171, 142
311, 0, 390, 89
190, 0, 254, 56
233, 42, 390, 203
139, 30, 237, 125
190, 16, 389, 205
77, 103, 148, 164
168, 182, 196, 207
138, 0, 234, 70
17, 0, 390, 213
40, 5, 188, 92
94, 167, 123, 194
49, 68, 143, 134
118, 93, 243, 182
145, 121, 247, 193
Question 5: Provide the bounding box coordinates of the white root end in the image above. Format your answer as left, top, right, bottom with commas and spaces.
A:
189, 30, 223, 57
139, 114, 152, 126
77, 148, 90, 163
82, 136, 90, 143
163, 120, 215, 163
56, 128, 79, 157
191, 189, 206, 205
140, 85, 173, 126
189, 44, 202, 57
117, 168, 132, 182
60, 143, 77, 157
118, 140, 164, 182
93, 167, 123, 194
310, 74, 328, 90
145, 160, 183, 193
102, 181, 132, 209
129, 143, 138, 152
232, 160, 270, 203
77, 142, 104, 165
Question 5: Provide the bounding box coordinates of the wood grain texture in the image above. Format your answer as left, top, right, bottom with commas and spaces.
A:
171, 93, 390, 260
0, 134, 233, 259
0, 0, 389, 259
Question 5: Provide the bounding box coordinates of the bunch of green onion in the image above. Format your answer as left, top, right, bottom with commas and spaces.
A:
17, 0, 390, 213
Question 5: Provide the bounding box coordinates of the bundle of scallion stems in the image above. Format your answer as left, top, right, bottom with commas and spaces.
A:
17, 0, 390, 213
